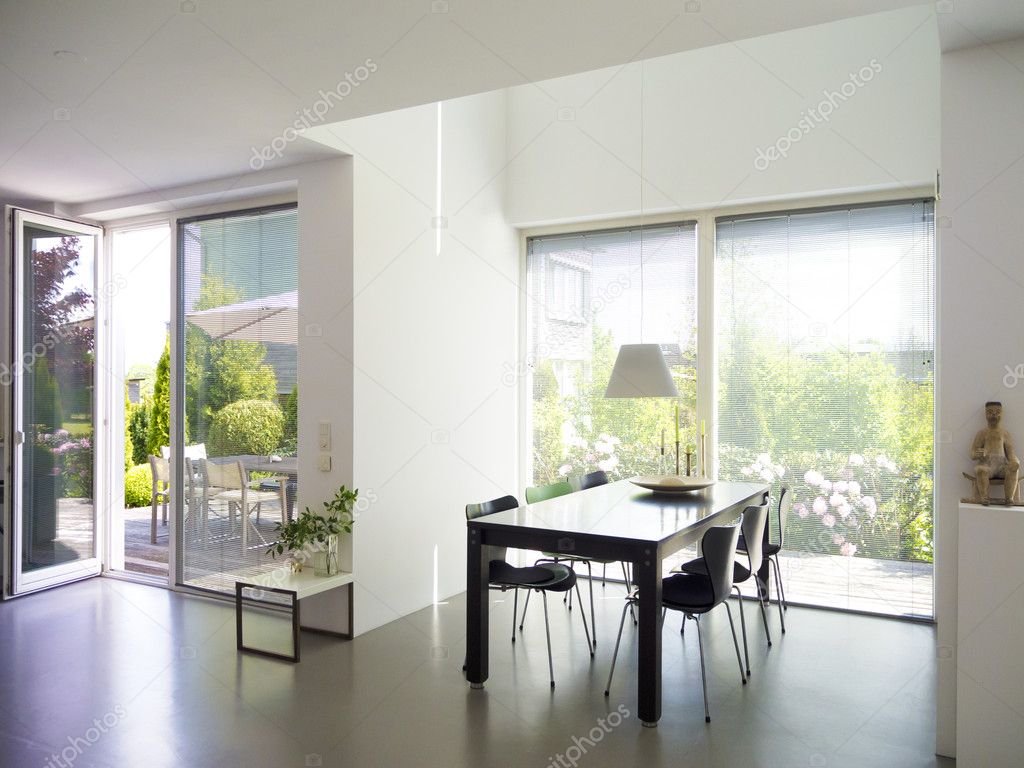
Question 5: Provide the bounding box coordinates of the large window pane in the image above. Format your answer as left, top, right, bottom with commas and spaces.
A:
21, 228, 96, 571
716, 200, 935, 617
526, 223, 698, 485
179, 205, 298, 592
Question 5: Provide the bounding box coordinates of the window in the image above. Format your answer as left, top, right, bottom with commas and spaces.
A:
715, 200, 935, 617
526, 223, 698, 485
177, 204, 298, 593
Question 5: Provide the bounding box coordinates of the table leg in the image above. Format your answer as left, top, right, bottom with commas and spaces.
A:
635, 553, 662, 726
466, 527, 489, 688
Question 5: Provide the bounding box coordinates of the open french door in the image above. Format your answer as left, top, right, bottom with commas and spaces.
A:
5, 209, 105, 595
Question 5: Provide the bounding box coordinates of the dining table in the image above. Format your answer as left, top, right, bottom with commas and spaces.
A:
464, 478, 769, 726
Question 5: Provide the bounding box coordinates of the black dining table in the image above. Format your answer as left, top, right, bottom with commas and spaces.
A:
465, 478, 769, 726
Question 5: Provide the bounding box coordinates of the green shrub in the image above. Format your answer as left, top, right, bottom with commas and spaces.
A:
125, 463, 153, 508
208, 399, 284, 456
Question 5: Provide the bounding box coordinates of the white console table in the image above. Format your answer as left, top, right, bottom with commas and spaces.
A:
235, 569, 354, 662
957, 503, 1024, 765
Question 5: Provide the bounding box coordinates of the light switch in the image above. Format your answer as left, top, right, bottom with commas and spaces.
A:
318, 422, 331, 451
318, 454, 332, 472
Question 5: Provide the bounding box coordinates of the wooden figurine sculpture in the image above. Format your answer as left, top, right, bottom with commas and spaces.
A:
962, 401, 1022, 505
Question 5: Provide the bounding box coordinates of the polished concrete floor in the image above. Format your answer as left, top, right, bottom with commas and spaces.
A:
0, 577, 950, 768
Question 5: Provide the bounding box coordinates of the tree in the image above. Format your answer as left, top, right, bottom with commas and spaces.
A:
185, 275, 278, 440
30, 236, 93, 385
146, 337, 171, 456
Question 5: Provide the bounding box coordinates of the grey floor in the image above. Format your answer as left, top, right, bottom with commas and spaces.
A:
0, 577, 950, 768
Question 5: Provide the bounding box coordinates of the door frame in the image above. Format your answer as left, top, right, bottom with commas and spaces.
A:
5, 207, 105, 596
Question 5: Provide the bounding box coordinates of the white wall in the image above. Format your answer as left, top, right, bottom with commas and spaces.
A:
308, 90, 519, 634
506, 6, 938, 226
936, 35, 1024, 760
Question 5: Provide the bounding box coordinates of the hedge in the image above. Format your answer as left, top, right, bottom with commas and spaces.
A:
208, 399, 284, 457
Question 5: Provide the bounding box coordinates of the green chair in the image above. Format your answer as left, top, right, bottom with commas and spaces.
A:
522, 479, 625, 650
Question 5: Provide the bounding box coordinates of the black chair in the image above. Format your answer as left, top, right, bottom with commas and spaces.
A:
676, 503, 771, 677
605, 520, 746, 723
738, 487, 791, 633
574, 469, 610, 491
465, 495, 593, 688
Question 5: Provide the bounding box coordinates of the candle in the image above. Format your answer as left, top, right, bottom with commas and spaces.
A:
700, 419, 706, 436
660, 429, 665, 456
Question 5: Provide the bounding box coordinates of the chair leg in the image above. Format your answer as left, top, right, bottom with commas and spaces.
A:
241, 506, 248, 551
755, 576, 773, 647
511, 589, 519, 643
604, 599, 632, 696
724, 602, 747, 685
774, 555, 788, 610
585, 561, 597, 650
694, 615, 711, 723
733, 585, 751, 677
573, 582, 594, 658
566, 562, 575, 610
621, 561, 637, 625
602, 562, 607, 587
150, 497, 157, 544
519, 589, 531, 631
541, 591, 555, 689
770, 557, 787, 633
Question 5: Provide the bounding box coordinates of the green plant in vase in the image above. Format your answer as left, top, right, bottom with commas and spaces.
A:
267, 486, 357, 574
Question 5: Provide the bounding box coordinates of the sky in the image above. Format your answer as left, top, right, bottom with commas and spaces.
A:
112, 226, 171, 375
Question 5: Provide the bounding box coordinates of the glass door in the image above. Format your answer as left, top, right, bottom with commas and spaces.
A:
9, 209, 103, 594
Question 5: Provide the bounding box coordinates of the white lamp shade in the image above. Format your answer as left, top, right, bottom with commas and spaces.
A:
604, 343, 679, 398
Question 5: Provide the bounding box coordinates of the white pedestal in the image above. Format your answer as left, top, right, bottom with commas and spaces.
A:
956, 503, 1024, 766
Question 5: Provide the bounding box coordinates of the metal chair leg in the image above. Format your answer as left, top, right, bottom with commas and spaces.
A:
724, 602, 747, 685
772, 554, 788, 609
755, 576, 773, 647
573, 582, 594, 658
585, 560, 597, 650
733, 584, 751, 676
770, 557, 787, 633
519, 589, 531, 631
621, 561, 637, 625
602, 563, 607, 586
694, 615, 711, 723
566, 561, 575, 609
511, 588, 519, 643
541, 591, 555, 688
604, 599, 633, 696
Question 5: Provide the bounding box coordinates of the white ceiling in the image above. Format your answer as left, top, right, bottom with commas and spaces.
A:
0, 0, 955, 205
937, 0, 1024, 52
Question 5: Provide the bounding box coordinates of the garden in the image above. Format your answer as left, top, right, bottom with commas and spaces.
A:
531, 324, 934, 564
123, 275, 297, 508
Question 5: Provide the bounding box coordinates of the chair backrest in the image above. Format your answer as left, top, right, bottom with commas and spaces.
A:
466, 495, 519, 564
739, 503, 769, 576
149, 455, 170, 486
184, 443, 207, 460
701, 520, 742, 607
162, 444, 207, 461
575, 470, 610, 491
776, 486, 792, 548
525, 481, 572, 505
205, 460, 245, 491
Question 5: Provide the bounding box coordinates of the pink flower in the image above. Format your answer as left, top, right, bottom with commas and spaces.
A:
822, 513, 836, 528
804, 470, 824, 485
812, 497, 827, 515
829, 493, 846, 508
832, 533, 845, 545
840, 542, 858, 557
794, 503, 809, 519
837, 503, 852, 519
847, 481, 861, 496
834, 481, 849, 493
